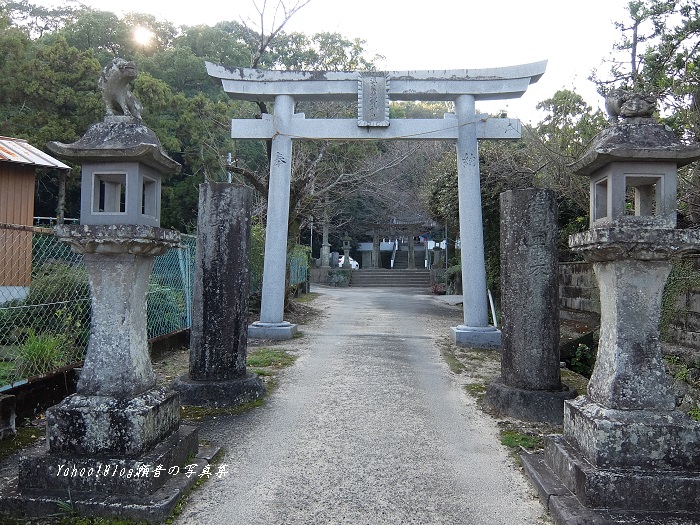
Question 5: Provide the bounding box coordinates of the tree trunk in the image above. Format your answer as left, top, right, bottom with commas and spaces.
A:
55, 170, 66, 225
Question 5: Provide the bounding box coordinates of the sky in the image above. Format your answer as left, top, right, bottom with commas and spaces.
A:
37, 0, 632, 124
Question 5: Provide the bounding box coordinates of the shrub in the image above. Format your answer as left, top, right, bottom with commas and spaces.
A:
568, 343, 596, 377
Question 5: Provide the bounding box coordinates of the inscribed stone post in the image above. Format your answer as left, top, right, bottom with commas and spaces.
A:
191, 183, 251, 380
484, 189, 575, 424
174, 183, 264, 406
500, 189, 560, 389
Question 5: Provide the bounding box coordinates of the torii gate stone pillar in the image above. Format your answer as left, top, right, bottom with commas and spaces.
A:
208, 61, 546, 346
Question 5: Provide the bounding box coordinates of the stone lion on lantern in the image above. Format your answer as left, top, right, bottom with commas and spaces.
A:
98, 57, 143, 120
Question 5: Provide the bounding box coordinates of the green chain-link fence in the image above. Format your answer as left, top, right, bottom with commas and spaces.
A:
147, 234, 196, 340
289, 249, 309, 287
0, 225, 196, 390
0, 222, 308, 390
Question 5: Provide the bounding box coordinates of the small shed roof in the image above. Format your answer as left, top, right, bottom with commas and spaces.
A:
0, 136, 70, 170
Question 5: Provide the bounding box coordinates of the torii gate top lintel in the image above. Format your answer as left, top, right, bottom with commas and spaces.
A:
207, 60, 547, 141
205, 60, 547, 103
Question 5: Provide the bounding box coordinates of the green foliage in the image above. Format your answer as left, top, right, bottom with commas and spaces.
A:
173, 23, 250, 70
268, 31, 377, 71
0, 361, 14, 386
0, 34, 102, 146
443, 263, 462, 294
526, 90, 608, 208
594, 1, 700, 147
250, 221, 265, 291
421, 148, 459, 227
147, 282, 186, 337
661, 258, 700, 339
389, 101, 446, 119
56, 499, 77, 517
0, 261, 90, 349
568, 343, 596, 378
688, 406, 700, 422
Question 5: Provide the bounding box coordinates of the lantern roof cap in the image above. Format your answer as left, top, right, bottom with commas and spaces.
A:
47, 117, 180, 174
571, 119, 700, 176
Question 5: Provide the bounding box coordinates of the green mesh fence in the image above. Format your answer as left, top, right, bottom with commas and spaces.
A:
147, 234, 195, 340
0, 223, 307, 390
289, 252, 309, 286
0, 225, 195, 390
0, 225, 90, 389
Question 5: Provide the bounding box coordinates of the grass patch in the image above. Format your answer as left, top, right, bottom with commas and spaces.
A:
464, 382, 488, 402
294, 292, 320, 303
181, 396, 266, 423
499, 429, 543, 451
440, 346, 466, 374
460, 349, 496, 362
246, 348, 297, 369
560, 368, 589, 396
250, 368, 275, 377
0, 425, 45, 462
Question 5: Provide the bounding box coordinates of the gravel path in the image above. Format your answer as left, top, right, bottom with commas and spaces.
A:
174, 286, 547, 525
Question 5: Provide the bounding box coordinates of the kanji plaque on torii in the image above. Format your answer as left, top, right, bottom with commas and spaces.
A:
207, 60, 547, 347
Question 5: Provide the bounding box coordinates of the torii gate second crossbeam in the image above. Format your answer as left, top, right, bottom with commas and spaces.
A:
207, 61, 547, 348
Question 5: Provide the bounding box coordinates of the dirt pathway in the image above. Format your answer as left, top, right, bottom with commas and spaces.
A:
173, 286, 549, 525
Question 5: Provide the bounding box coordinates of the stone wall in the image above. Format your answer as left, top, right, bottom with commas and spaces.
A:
666, 256, 700, 350
558, 262, 600, 325
559, 258, 700, 352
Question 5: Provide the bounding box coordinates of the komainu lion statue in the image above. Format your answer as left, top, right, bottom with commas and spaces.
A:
605, 89, 656, 122
98, 58, 143, 120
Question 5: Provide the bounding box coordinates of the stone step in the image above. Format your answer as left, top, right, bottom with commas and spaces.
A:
350, 269, 430, 288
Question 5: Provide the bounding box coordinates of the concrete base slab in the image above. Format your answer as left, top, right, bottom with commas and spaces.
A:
563, 396, 700, 470
545, 435, 700, 512
521, 449, 700, 525
451, 325, 501, 349
45, 387, 180, 457
248, 321, 298, 340
483, 379, 577, 424
173, 372, 266, 407
19, 425, 198, 494
2, 426, 218, 524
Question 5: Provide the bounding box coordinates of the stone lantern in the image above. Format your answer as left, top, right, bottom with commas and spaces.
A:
521, 94, 700, 523
341, 232, 352, 268
5, 59, 209, 522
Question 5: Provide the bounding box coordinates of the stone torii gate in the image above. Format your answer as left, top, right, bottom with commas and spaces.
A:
207, 61, 546, 347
